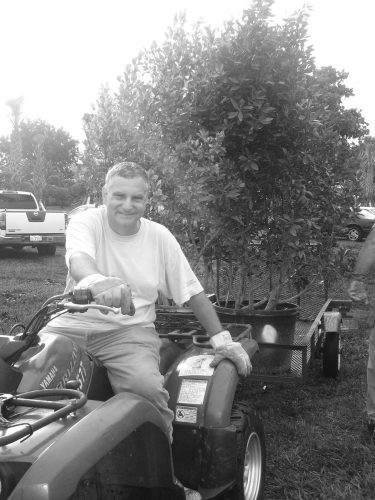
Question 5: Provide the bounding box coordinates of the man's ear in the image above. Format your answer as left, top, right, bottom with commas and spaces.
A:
102, 186, 107, 203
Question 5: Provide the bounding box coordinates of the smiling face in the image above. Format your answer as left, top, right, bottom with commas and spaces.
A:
102, 175, 148, 235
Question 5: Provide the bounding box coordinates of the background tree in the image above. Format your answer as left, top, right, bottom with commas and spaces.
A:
5, 96, 25, 188
19, 120, 79, 183
28, 133, 47, 200
0, 118, 81, 206
81, 0, 368, 303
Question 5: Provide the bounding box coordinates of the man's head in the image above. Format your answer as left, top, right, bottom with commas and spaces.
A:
102, 161, 149, 236
104, 161, 149, 190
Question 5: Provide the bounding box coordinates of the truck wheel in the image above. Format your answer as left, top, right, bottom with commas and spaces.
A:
37, 245, 56, 256
229, 403, 265, 500
323, 331, 341, 378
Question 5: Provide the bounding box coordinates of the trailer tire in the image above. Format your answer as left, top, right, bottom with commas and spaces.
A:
229, 403, 266, 500
37, 244, 56, 256
323, 331, 341, 378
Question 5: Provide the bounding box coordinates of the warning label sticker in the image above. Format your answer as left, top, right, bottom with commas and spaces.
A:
175, 406, 198, 423
177, 379, 208, 405
178, 355, 215, 377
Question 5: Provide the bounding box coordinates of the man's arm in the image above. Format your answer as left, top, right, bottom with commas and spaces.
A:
348, 227, 375, 304
69, 251, 102, 282
69, 251, 135, 315
188, 291, 251, 376
188, 291, 223, 337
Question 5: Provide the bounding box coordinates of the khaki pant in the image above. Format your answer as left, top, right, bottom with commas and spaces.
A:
41, 324, 175, 439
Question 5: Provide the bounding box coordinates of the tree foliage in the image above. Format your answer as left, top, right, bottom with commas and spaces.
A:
0, 118, 81, 206
81, 0, 368, 305
5, 97, 24, 189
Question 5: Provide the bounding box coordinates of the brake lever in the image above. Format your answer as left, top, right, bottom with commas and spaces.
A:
62, 302, 120, 314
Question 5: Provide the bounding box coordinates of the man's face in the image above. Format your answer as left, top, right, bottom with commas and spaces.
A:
102, 175, 148, 235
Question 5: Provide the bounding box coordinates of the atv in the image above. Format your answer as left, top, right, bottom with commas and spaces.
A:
0, 288, 265, 500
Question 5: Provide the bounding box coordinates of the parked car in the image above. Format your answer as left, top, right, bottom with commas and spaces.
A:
0, 190, 66, 255
67, 203, 97, 223
339, 206, 375, 241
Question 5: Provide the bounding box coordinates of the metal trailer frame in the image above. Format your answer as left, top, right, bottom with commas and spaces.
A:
246, 298, 351, 383
155, 298, 352, 384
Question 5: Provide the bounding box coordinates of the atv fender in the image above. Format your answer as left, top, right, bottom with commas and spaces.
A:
165, 334, 259, 493
8, 393, 175, 500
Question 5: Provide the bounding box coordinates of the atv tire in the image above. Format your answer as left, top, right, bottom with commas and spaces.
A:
228, 403, 266, 500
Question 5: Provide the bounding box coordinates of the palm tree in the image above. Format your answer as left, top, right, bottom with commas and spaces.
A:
359, 136, 375, 204
6, 97, 25, 189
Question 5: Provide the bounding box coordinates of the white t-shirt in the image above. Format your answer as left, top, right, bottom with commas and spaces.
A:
50, 206, 203, 331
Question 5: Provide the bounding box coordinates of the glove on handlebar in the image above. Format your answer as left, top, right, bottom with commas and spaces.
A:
77, 274, 135, 315
209, 330, 252, 376
348, 279, 369, 304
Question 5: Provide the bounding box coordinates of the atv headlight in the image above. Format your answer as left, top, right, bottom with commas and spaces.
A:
0, 462, 31, 499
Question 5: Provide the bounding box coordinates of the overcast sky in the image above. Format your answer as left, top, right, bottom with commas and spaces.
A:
0, 0, 374, 143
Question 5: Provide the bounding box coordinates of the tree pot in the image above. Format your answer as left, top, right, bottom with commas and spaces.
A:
214, 301, 299, 373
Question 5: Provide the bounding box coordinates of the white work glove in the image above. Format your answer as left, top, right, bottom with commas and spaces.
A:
210, 330, 252, 376
348, 279, 369, 305
77, 274, 135, 315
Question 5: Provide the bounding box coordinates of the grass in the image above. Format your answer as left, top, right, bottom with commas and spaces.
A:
1, 241, 375, 499
232, 239, 375, 499
235, 324, 374, 499
0, 246, 67, 333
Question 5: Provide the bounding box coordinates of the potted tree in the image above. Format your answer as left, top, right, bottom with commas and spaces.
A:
183, 2, 366, 371
81, 1, 365, 370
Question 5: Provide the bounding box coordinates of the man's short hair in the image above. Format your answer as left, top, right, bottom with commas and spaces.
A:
105, 161, 149, 187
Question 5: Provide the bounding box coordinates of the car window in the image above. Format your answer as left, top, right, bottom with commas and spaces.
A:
360, 208, 375, 217
0, 193, 38, 209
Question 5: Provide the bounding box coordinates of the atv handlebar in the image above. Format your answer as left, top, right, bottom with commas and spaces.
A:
62, 301, 120, 314
0, 389, 87, 447
62, 286, 122, 314
4, 288, 121, 361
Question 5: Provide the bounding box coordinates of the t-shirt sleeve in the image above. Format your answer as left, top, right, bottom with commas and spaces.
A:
65, 211, 99, 268
162, 231, 203, 306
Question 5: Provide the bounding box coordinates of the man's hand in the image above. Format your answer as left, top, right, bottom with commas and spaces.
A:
209, 330, 252, 376
348, 279, 369, 304
77, 274, 135, 315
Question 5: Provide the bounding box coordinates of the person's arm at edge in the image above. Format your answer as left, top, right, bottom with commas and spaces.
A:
188, 291, 224, 337
353, 226, 375, 278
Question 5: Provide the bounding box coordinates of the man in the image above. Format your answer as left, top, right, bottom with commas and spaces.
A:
348, 226, 375, 435
44, 161, 251, 499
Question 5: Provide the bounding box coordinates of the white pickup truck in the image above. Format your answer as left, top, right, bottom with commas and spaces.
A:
0, 190, 66, 256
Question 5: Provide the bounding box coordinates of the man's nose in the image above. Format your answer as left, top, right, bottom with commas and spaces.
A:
121, 198, 132, 209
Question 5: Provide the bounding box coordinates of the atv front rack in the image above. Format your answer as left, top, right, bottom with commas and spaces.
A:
0, 388, 87, 446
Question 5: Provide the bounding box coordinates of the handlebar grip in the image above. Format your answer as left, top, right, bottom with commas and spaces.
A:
71, 287, 93, 304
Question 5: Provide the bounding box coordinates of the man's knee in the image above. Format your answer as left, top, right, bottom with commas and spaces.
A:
111, 368, 165, 401
129, 371, 165, 400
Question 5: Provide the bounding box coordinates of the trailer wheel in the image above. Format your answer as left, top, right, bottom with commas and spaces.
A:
37, 244, 56, 256
323, 331, 341, 378
229, 403, 265, 500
